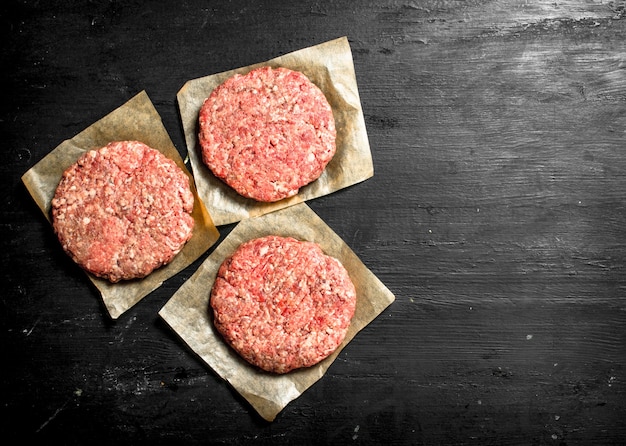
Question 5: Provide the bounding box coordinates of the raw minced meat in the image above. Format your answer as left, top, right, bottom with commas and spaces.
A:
198, 66, 336, 202
210, 235, 356, 374
51, 140, 195, 282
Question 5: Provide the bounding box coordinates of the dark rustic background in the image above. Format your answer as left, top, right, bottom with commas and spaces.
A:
2, 1, 626, 444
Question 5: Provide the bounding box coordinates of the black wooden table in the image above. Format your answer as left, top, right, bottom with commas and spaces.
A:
2, 1, 625, 444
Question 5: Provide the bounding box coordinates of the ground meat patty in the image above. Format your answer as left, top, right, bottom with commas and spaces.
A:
210, 236, 356, 374
51, 140, 195, 283
198, 66, 336, 202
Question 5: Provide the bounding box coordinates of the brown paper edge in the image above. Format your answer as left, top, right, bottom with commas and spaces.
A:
176, 36, 373, 226
159, 202, 395, 421
21, 90, 220, 319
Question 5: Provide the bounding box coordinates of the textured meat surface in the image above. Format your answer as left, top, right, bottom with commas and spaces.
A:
51, 141, 195, 282
198, 66, 336, 202
210, 235, 356, 374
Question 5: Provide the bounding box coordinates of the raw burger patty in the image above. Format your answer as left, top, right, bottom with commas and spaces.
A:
51, 140, 195, 283
198, 66, 336, 202
210, 235, 356, 374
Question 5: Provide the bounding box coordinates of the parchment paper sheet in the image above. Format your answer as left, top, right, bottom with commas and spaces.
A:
158, 203, 395, 421
177, 36, 373, 226
21, 91, 220, 319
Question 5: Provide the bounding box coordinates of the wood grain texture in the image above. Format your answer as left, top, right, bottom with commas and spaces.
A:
2, 0, 626, 444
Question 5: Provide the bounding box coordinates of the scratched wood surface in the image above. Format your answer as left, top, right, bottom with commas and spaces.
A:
2, 1, 626, 444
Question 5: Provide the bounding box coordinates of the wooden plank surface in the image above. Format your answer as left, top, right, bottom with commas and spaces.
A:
2, 1, 625, 444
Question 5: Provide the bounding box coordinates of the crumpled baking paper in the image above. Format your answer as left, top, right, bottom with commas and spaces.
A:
159, 203, 395, 421
22, 91, 220, 319
177, 36, 373, 226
